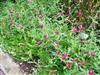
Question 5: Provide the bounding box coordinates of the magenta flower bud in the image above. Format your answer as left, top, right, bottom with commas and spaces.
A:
91, 23, 95, 27
81, 27, 85, 32
94, 17, 97, 21
77, 62, 81, 66
72, 58, 77, 62
39, 24, 43, 29
54, 31, 59, 35
88, 70, 94, 75
50, 70, 55, 74
86, 50, 90, 55
39, 15, 43, 19
45, 45, 48, 49
9, 21, 13, 26
66, 62, 71, 68
62, 53, 67, 60
81, 61, 85, 65
54, 41, 59, 46
77, 21, 82, 26
43, 34, 47, 38
91, 52, 95, 57
77, 11, 82, 16
71, 27, 78, 33
37, 41, 41, 46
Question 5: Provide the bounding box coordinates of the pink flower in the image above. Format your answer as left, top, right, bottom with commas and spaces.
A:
43, 34, 47, 38
77, 21, 82, 26
54, 41, 59, 46
94, 17, 97, 21
88, 70, 94, 75
91, 23, 95, 27
86, 50, 90, 55
66, 62, 71, 68
9, 22, 13, 26
45, 45, 48, 49
39, 15, 43, 19
72, 58, 77, 62
62, 53, 67, 60
81, 61, 85, 65
77, 62, 81, 66
37, 41, 41, 46
77, 11, 82, 16
50, 70, 55, 74
72, 27, 78, 33
54, 31, 59, 35
91, 52, 95, 57
81, 27, 85, 32
39, 24, 43, 29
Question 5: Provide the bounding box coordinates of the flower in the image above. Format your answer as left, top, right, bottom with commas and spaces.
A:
88, 70, 94, 75
81, 27, 85, 32
39, 24, 43, 29
71, 27, 78, 33
77, 21, 82, 26
77, 11, 82, 16
45, 45, 48, 49
50, 70, 55, 74
9, 22, 13, 26
43, 34, 47, 38
54, 31, 59, 35
66, 62, 71, 68
62, 53, 67, 60
91, 52, 95, 57
54, 41, 59, 46
86, 50, 90, 55
39, 15, 43, 19
37, 41, 41, 46
77, 62, 81, 66
81, 61, 85, 65
94, 17, 97, 21
91, 23, 95, 27
72, 58, 77, 62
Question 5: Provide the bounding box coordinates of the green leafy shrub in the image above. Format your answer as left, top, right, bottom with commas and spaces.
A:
0, 0, 100, 75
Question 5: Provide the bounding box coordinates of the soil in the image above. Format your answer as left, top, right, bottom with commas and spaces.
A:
15, 61, 36, 74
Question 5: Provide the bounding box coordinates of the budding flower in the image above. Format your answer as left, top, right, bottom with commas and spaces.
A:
39, 15, 43, 19
50, 70, 55, 74
86, 50, 90, 55
72, 58, 77, 62
54, 41, 59, 46
62, 53, 67, 60
81, 27, 85, 32
71, 27, 78, 33
54, 31, 59, 35
43, 34, 47, 38
9, 22, 13, 26
39, 24, 43, 29
37, 41, 41, 46
81, 61, 85, 66
91, 52, 95, 57
66, 62, 71, 68
88, 70, 94, 75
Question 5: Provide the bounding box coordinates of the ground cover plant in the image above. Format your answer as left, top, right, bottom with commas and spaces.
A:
0, 0, 100, 75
